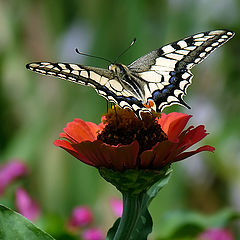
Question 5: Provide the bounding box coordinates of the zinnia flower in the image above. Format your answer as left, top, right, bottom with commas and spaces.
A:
15, 187, 41, 221
54, 108, 215, 239
54, 108, 214, 172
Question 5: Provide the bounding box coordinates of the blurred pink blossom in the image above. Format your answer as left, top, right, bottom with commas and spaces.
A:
15, 188, 41, 221
110, 198, 123, 217
198, 228, 234, 240
68, 206, 93, 228
0, 161, 28, 196
82, 228, 105, 240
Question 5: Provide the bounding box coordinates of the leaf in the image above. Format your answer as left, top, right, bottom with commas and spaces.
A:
130, 208, 153, 240
0, 204, 55, 240
130, 169, 173, 240
155, 208, 240, 239
106, 218, 120, 240
144, 168, 172, 207
203, 208, 240, 227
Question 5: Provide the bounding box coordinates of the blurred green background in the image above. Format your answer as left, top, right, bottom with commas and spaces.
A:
0, 0, 239, 238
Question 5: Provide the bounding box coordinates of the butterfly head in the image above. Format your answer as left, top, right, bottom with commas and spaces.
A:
108, 64, 128, 75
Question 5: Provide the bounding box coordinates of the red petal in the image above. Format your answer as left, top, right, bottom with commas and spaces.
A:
98, 116, 107, 132
140, 141, 178, 168
178, 125, 209, 151
86, 121, 101, 138
58, 132, 78, 144
158, 113, 192, 142
73, 140, 139, 171
174, 145, 215, 162
152, 141, 180, 167
63, 119, 100, 143
54, 139, 96, 166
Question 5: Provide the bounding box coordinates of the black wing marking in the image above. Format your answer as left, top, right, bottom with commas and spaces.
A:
128, 30, 234, 112
26, 62, 146, 116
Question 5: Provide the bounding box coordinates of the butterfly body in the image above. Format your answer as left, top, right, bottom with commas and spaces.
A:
26, 30, 234, 117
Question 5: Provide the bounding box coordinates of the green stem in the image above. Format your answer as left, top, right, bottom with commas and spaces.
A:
113, 192, 145, 240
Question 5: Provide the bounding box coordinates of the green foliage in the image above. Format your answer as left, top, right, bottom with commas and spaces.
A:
155, 208, 239, 239
0, 204, 54, 240
106, 218, 120, 240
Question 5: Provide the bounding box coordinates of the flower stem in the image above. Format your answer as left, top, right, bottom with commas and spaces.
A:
113, 192, 144, 240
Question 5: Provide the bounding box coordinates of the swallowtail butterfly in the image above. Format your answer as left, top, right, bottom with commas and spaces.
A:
26, 30, 234, 118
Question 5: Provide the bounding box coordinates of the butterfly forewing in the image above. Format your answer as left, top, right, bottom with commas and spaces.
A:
128, 30, 234, 112
26, 30, 234, 117
26, 62, 145, 114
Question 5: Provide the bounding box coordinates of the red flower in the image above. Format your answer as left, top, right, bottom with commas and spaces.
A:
54, 109, 214, 171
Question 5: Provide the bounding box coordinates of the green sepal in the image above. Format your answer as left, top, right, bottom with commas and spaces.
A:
99, 165, 171, 195
0, 204, 55, 240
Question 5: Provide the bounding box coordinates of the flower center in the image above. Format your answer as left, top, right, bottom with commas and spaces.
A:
97, 107, 167, 153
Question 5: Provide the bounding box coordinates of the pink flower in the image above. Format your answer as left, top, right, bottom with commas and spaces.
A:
68, 206, 93, 228
110, 198, 123, 217
82, 228, 105, 240
198, 228, 234, 240
15, 188, 41, 221
0, 161, 28, 196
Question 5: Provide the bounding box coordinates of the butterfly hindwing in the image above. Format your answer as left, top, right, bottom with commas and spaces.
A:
128, 30, 234, 112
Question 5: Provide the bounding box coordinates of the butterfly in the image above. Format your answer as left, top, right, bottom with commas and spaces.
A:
26, 30, 234, 118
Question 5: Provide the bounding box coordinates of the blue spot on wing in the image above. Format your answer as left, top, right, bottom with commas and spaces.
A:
169, 76, 176, 84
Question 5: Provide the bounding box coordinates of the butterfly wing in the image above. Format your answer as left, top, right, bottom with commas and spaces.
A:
128, 30, 234, 112
26, 30, 234, 117
26, 62, 145, 112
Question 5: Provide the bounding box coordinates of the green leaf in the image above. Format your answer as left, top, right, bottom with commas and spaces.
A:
130, 208, 153, 240
144, 168, 172, 207
130, 168, 173, 240
0, 204, 55, 240
106, 218, 120, 240
155, 208, 240, 239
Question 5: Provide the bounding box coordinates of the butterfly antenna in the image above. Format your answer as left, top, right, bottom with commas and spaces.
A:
113, 38, 136, 64
75, 48, 112, 64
